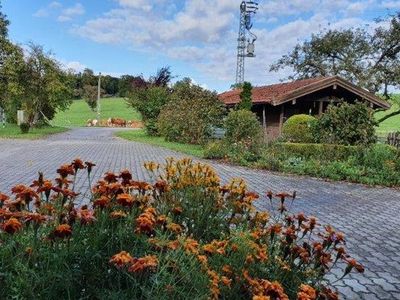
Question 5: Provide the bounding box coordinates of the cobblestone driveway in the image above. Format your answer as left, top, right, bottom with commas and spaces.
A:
0, 128, 399, 299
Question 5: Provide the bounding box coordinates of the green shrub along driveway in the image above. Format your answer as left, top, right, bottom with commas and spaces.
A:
1, 127, 399, 299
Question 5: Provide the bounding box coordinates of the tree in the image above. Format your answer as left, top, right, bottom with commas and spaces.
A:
238, 82, 253, 110
0, 1, 9, 38
314, 102, 377, 146
83, 84, 104, 112
21, 44, 73, 124
157, 78, 225, 144
270, 12, 400, 121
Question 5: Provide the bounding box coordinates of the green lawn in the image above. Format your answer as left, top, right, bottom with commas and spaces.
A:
53, 97, 141, 127
0, 124, 68, 139
116, 129, 204, 158
375, 94, 400, 137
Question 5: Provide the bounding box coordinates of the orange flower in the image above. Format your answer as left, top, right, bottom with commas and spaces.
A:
77, 208, 96, 225
184, 238, 199, 254
93, 196, 110, 209
172, 206, 183, 215
222, 265, 233, 275
110, 251, 134, 268
104, 172, 118, 183
135, 209, 156, 234
53, 224, 72, 239
167, 240, 180, 250
117, 193, 135, 207
24, 213, 47, 225
197, 255, 208, 265
221, 276, 232, 287
0, 192, 10, 203
110, 210, 127, 219
1, 217, 23, 234
85, 161, 96, 174
119, 170, 132, 184
345, 258, 365, 274
297, 284, 316, 300
128, 255, 158, 273
166, 222, 182, 234
57, 164, 74, 178
71, 158, 85, 172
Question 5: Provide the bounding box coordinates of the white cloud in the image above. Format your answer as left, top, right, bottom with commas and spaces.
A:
382, 1, 400, 9
62, 60, 87, 73
33, 1, 62, 17
117, 0, 152, 12
71, 0, 388, 87
58, 3, 85, 22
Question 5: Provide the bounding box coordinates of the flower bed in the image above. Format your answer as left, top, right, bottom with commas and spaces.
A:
0, 158, 364, 299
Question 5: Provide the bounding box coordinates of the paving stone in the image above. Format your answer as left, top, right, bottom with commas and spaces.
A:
1, 127, 400, 300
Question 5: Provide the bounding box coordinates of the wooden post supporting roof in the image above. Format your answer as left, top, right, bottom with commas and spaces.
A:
262, 105, 267, 132
279, 105, 284, 134
318, 101, 323, 116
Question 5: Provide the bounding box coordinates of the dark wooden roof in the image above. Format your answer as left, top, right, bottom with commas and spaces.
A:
219, 76, 390, 109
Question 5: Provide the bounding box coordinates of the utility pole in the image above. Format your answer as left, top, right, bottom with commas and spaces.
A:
235, 1, 259, 85
97, 72, 101, 121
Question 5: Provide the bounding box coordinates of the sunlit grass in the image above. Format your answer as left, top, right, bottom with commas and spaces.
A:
0, 124, 68, 139
53, 98, 141, 127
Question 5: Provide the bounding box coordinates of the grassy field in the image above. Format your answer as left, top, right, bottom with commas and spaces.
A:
53, 98, 141, 127
0, 125, 68, 139
375, 95, 400, 137
116, 129, 204, 158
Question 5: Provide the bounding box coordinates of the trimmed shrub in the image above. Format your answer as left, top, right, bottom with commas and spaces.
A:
19, 122, 30, 133
282, 114, 317, 143
314, 101, 377, 146
224, 109, 264, 155
237, 81, 252, 110
157, 79, 225, 144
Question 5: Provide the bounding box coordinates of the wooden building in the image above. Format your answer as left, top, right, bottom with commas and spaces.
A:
219, 76, 390, 139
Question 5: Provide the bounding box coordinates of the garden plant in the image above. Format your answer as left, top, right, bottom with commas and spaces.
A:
0, 158, 364, 299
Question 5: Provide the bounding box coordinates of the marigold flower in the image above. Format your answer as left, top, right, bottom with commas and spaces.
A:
172, 206, 183, 215
119, 170, 132, 184
85, 161, 96, 174
184, 238, 199, 254
128, 255, 158, 273
1, 217, 23, 234
297, 284, 316, 300
167, 240, 180, 250
166, 222, 182, 234
110, 210, 127, 219
135, 209, 156, 234
104, 172, 118, 183
24, 213, 47, 225
197, 255, 208, 265
222, 265, 233, 275
53, 224, 72, 239
345, 258, 365, 274
57, 164, 75, 178
0, 192, 9, 203
93, 196, 110, 209
77, 208, 96, 225
116, 193, 135, 207
221, 276, 232, 287
71, 158, 85, 172
110, 251, 134, 268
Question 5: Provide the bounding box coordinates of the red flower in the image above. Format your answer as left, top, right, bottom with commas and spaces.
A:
53, 224, 72, 239
57, 164, 75, 178
71, 158, 85, 172
1, 217, 23, 234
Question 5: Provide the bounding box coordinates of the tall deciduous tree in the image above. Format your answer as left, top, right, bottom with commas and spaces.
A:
22, 44, 73, 124
270, 12, 400, 121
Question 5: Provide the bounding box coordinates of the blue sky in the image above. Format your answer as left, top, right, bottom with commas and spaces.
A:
2, 0, 400, 92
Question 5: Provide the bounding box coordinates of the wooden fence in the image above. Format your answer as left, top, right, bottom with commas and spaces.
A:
387, 132, 400, 148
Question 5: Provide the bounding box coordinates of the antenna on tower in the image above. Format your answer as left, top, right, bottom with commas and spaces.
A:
235, 1, 259, 86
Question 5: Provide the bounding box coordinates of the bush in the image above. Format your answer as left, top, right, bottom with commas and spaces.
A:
282, 114, 317, 143
0, 158, 364, 299
127, 86, 170, 136
157, 79, 225, 144
204, 140, 228, 159
19, 122, 30, 133
224, 109, 264, 155
314, 101, 377, 146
